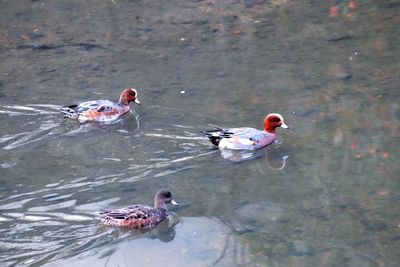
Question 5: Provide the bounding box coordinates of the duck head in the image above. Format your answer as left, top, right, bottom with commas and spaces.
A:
154, 190, 178, 209
263, 113, 288, 133
119, 88, 141, 105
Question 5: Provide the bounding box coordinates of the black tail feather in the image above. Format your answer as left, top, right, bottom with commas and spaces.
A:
59, 104, 78, 114
202, 125, 233, 146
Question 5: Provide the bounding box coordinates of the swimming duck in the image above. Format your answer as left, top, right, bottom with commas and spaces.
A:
100, 190, 178, 228
203, 113, 288, 150
59, 88, 140, 122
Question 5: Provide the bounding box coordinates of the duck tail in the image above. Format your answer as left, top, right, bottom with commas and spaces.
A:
59, 105, 79, 119
59, 104, 78, 114
202, 124, 233, 146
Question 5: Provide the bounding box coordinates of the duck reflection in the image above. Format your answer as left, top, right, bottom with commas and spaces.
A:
148, 212, 180, 242
219, 145, 289, 170
58, 217, 246, 267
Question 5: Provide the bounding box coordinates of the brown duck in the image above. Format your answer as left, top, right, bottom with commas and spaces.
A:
99, 190, 178, 229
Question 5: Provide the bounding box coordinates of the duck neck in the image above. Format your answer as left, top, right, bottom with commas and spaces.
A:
263, 126, 276, 134
119, 97, 129, 106
154, 199, 167, 210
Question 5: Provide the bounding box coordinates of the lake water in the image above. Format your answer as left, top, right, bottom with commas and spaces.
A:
0, 0, 399, 266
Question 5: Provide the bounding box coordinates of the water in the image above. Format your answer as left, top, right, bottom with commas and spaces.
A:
0, 0, 399, 266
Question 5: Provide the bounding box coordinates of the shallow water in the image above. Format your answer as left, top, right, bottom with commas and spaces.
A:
0, 0, 399, 266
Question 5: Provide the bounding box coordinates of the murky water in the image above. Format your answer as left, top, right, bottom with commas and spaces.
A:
0, 0, 399, 266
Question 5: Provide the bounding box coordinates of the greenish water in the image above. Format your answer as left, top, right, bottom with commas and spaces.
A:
0, 0, 399, 266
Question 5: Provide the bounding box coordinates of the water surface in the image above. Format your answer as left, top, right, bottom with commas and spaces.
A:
0, 0, 399, 266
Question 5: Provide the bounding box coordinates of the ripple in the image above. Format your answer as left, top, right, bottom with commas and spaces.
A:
23, 215, 53, 221
2, 120, 60, 150
153, 166, 194, 178
0, 216, 12, 221
0, 161, 17, 168
45, 183, 62, 188
0, 104, 59, 115
119, 170, 153, 183
44, 217, 246, 267
56, 183, 91, 190
28, 200, 77, 212
93, 173, 125, 180
74, 197, 120, 211
43, 193, 73, 202
8, 189, 51, 199
50, 213, 93, 221
69, 177, 88, 183
102, 157, 122, 162
3, 212, 25, 218
145, 132, 205, 141
0, 198, 35, 209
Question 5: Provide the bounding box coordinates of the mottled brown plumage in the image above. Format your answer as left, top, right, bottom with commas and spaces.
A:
100, 190, 178, 229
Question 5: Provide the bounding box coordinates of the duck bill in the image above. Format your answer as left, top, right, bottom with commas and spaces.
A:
134, 99, 141, 105
170, 199, 179, 206
281, 122, 289, 129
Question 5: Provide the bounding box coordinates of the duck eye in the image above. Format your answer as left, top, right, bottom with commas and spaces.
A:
164, 191, 171, 198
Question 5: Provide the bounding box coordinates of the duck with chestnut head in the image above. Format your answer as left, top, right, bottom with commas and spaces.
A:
203, 113, 288, 150
59, 88, 140, 122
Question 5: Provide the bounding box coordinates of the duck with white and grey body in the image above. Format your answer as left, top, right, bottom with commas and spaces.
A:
203, 113, 288, 150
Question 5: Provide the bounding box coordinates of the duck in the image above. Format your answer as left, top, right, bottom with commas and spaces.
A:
59, 88, 140, 122
99, 190, 178, 229
203, 113, 288, 150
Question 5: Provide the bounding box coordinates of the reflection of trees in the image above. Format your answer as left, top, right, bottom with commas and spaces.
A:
188, 1, 399, 265
211, 232, 251, 267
